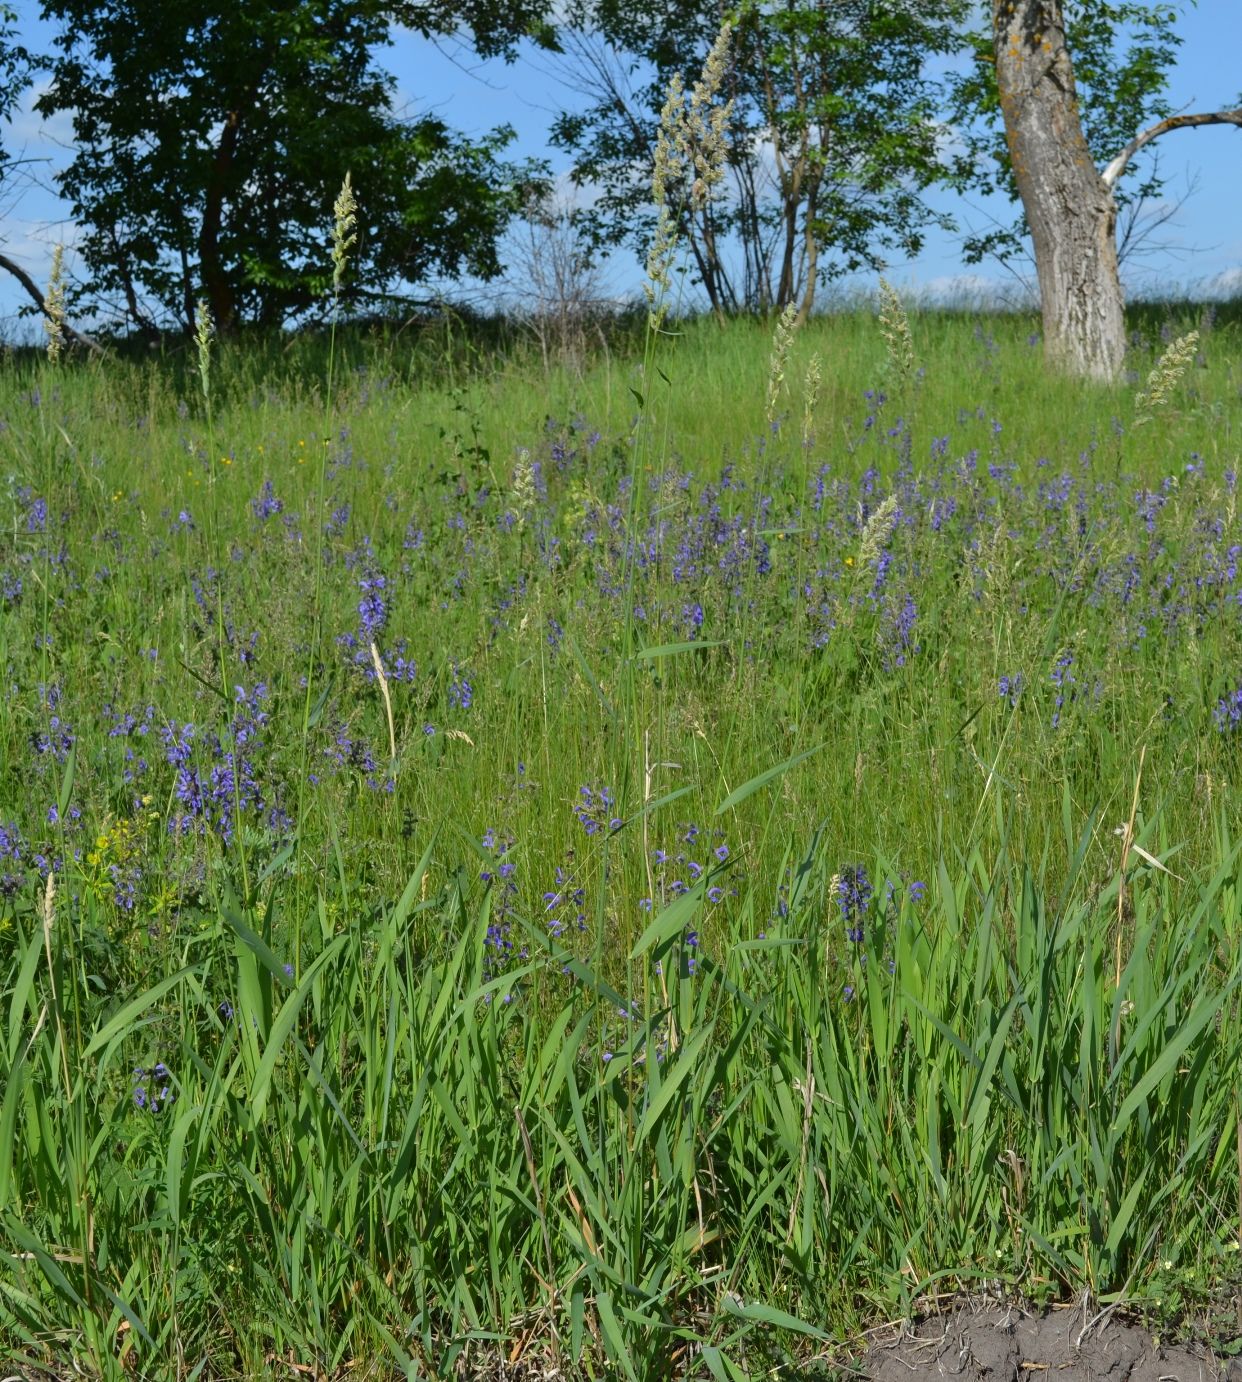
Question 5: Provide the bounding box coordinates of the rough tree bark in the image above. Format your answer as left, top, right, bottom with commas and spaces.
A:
199, 107, 244, 335
994, 0, 1242, 381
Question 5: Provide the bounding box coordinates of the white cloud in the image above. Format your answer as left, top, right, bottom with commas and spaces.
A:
1199, 265, 1242, 298
907, 273, 1036, 310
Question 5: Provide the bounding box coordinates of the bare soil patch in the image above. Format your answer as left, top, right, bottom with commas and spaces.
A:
863, 1304, 1239, 1382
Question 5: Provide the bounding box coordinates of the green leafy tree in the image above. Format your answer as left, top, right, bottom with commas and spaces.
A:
36, 0, 554, 333
553, 0, 969, 318
0, 3, 30, 155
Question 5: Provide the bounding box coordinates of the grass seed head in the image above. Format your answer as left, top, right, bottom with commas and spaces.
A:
194, 299, 213, 406
645, 23, 732, 331
877, 277, 914, 384
859, 494, 900, 568
645, 75, 688, 331
1134, 329, 1199, 424
332, 171, 358, 304
41, 868, 55, 936
512, 448, 537, 524
765, 302, 799, 426
684, 22, 733, 211
44, 244, 66, 366
802, 351, 822, 447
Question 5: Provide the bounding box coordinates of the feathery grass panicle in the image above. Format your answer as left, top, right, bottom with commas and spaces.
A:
644, 76, 688, 332
765, 302, 798, 427
650, 75, 687, 214
802, 351, 822, 447
877, 277, 914, 384
40, 867, 55, 952
44, 244, 66, 366
974, 518, 1016, 615
332, 172, 358, 306
1134, 329, 1199, 425
194, 299, 214, 409
684, 21, 733, 212
643, 207, 679, 334
644, 24, 732, 331
512, 447, 536, 524
859, 492, 900, 567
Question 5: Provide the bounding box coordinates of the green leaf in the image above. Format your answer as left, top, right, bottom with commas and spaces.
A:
56, 739, 76, 821
714, 742, 824, 815
632, 638, 725, 660
595, 1291, 638, 1382
564, 626, 614, 722
570, 1285, 586, 1362
256, 841, 295, 887
250, 936, 347, 1121
721, 1295, 831, 1341
630, 881, 705, 960
0, 1046, 25, 1209
634, 1020, 715, 1144
1103, 1165, 1150, 1261
164, 1097, 197, 1236
222, 906, 294, 987
1112, 976, 1234, 1135
85, 966, 198, 1058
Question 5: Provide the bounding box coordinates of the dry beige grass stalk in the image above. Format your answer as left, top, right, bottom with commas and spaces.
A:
369, 640, 396, 760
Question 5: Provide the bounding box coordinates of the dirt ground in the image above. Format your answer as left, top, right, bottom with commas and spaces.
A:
862, 1304, 1242, 1382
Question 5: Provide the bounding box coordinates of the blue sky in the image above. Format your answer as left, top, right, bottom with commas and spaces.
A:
1, 1, 1240, 333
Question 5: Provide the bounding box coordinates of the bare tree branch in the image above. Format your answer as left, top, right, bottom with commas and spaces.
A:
1115, 155, 1205, 271
1101, 108, 1242, 188
0, 250, 106, 354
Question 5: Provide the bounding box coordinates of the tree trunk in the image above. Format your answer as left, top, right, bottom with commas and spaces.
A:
199, 108, 243, 334
109, 226, 159, 337
993, 0, 1125, 381
795, 196, 818, 326
179, 241, 196, 335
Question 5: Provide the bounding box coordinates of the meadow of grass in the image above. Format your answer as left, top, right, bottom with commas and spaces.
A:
0, 297, 1241, 1378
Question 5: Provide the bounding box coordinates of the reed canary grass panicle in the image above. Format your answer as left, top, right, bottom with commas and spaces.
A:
684, 21, 733, 211
877, 277, 914, 385
332, 172, 358, 308
512, 448, 536, 525
1134, 329, 1199, 425
194, 299, 213, 411
325, 174, 358, 415
765, 302, 798, 427
644, 76, 687, 331
802, 351, 822, 447
644, 23, 732, 332
859, 493, 899, 567
40, 867, 55, 954
644, 207, 678, 333
44, 244, 66, 365
650, 75, 687, 214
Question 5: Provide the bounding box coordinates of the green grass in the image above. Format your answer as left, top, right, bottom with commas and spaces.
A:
0, 300, 1240, 1377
